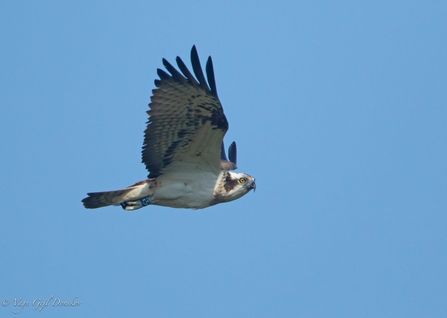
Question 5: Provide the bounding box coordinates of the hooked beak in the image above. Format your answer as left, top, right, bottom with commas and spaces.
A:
250, 181, 256, 192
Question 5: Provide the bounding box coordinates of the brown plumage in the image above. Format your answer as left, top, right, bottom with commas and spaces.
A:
82, 46, 255, 210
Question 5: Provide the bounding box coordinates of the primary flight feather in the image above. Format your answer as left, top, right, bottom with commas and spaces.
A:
82, 46, 255, 210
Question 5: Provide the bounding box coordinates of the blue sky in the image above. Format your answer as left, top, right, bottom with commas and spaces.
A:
1, 1, 446, 317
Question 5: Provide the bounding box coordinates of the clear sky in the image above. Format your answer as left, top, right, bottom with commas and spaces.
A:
1, 1, 446, 317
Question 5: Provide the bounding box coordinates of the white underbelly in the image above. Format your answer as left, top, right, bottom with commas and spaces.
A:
150, 174, 218, 209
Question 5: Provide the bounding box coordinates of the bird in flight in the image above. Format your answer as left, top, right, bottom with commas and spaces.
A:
82, 46, 256, 210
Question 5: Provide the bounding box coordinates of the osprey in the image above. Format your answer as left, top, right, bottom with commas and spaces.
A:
82, 46, 256, 210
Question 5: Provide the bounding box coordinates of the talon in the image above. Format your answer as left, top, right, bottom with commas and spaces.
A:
121, 201, 137, 211
120, 197, 151, 211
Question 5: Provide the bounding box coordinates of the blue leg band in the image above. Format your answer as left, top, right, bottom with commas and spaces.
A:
140, 197, 151, 206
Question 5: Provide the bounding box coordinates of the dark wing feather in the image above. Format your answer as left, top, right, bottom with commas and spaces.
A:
190, 46, 210, 92
220, 141, 237, 171
220, 141, 231, 170
206, 57, 218, 96
142, 46, 228, 178
228, 141, 237, 166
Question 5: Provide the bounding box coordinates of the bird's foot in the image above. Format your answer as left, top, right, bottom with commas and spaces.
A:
120, 196, 151, 211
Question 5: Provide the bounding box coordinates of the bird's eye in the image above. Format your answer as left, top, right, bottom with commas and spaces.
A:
239, 178, 246, 184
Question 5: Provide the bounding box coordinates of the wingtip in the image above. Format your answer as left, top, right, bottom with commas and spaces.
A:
228, 141, 237, 166
206, 56, 218, 97
191, 44, 198, 55
190, 45, 199, 63
157, 68, 170, 80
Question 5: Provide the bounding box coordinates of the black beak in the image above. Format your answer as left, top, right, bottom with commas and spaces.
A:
250, 181, 256, 192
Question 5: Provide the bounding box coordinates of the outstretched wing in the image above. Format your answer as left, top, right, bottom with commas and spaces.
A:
142, 46, 229, 178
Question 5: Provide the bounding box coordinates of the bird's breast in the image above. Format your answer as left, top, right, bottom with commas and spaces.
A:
150, 172, 218, 209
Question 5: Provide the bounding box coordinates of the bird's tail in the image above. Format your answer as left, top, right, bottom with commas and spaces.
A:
82, 180, 150, 209
82, 189, 133, 209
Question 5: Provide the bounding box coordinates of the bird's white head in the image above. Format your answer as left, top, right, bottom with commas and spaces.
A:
213, 171, 256, 204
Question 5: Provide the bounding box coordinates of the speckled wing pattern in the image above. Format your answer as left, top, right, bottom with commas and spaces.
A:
142, 46, 229, 178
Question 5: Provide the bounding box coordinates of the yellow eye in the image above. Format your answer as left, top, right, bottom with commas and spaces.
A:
239, 177, 246, 184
